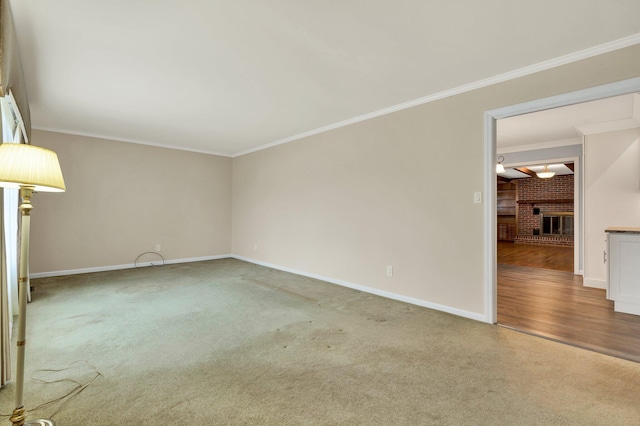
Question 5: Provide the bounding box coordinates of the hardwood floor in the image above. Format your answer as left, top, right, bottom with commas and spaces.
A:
497, 241, 573, 272
497, 243, 640, 363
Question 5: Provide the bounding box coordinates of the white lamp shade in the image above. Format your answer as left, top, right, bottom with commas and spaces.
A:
496, 163, 505, 173
536, 171, 555, 179
0, 143, 66, 192
536, 165, 555, 179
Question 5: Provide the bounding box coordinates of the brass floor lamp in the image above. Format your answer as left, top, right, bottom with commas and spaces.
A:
0, 143, 65, 426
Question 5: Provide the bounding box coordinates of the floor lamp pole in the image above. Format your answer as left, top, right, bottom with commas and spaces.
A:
9, 187, 54, 426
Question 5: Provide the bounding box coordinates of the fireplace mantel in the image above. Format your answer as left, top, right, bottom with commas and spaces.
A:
517, 198, 574, 204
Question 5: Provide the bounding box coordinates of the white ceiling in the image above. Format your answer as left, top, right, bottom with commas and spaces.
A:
499, 164, 574, 180
498, 93, 640, 149
9, 1, 640, 156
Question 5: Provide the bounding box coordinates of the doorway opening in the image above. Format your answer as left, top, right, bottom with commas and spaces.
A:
496, 161, 575, 272
484, 78, 640, 362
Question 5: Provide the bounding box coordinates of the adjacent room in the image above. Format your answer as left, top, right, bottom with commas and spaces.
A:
496, 94, 640, 362
1, 1, 640, 424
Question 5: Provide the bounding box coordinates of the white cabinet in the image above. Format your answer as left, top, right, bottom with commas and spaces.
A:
607, 229, 640, 315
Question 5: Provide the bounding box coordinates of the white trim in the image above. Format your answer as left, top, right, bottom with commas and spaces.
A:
498, 138, 581, 154
30, 126, 233, 158
488, 78, 640, 120
485, 77, 640, 325
29, 254, 232, 279
232, 255, 486, 322
583, 278, 607, 289
580, 135, 586, 275
484, 112, 497, 324
235, 34, 640, 158
573, 155, 582, 275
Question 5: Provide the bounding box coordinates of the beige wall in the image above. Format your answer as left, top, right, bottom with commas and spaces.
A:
584, 128, 640, 288
29, 130, 232, 273
232, 44, 640, 316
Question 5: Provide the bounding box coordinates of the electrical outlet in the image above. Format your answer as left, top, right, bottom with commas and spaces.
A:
155, 244, 161, 252
254, 243, 258, 251
386, 265, 393, 277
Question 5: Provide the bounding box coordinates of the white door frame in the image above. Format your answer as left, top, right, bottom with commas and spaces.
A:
483, 77, 640, 324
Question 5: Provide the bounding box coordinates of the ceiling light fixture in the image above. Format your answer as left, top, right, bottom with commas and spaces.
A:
496, 156, 505, 173
536, 165, 555, 179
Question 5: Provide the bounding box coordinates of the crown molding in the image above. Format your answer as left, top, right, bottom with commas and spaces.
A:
31, 126, 233, 157
31, 33, 640, 158
234, 33, 640, 157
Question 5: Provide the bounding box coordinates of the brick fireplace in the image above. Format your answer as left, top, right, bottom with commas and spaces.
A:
514, 174, 574, 247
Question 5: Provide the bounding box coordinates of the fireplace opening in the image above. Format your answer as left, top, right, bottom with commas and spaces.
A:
540, 212, 574, 236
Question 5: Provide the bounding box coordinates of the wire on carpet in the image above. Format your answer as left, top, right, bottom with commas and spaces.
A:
134, 251, 165, 268
0, 360, 102, 420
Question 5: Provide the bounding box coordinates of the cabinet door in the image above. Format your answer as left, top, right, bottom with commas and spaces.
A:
609, 234, 640, 304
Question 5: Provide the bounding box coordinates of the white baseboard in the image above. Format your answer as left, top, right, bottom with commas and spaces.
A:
583, 277, 607, 289
30, 254, 233, 279
232, 255, 487, 323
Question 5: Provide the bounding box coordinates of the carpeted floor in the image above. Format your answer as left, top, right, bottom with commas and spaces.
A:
1, 258, 639, 425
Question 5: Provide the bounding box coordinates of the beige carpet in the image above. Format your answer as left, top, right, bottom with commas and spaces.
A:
1, 258, 639, 425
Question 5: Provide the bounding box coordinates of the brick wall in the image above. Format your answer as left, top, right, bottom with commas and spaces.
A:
515, 174, 574, 246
